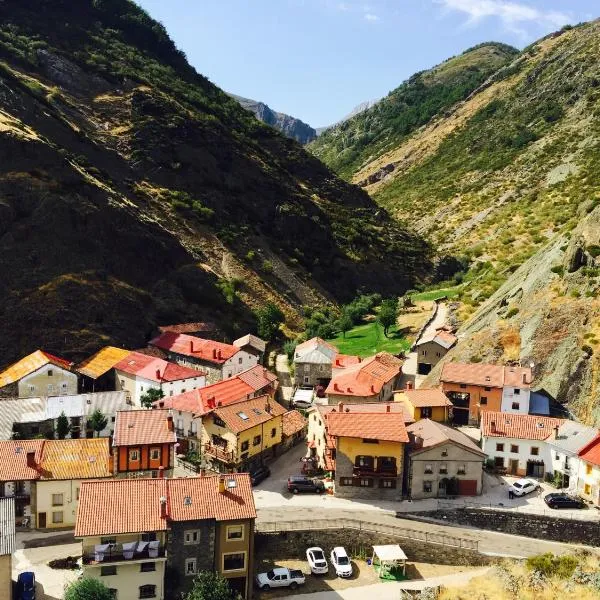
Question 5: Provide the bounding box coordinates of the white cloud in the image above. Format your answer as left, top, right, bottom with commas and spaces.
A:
364, 12, 380, 21
437, 0, 570, 34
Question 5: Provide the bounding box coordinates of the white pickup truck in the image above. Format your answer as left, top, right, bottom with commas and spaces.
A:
255, 567, 306, 590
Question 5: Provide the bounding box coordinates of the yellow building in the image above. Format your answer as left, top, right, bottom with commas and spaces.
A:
394, 387, 452, 422
326, 409, 409, 500
0, 497, 15, 600
578, 437, 600, 506
201, 395, 286, 473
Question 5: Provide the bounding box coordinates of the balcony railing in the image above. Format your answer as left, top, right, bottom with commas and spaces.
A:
83, 543, 165, 565
175, 428, 185, 437
203, 443, 237, 464
0, 491, 30, 501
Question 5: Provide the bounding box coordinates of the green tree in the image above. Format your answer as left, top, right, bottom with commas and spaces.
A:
378, 298, 398, 338
64, 577, 113, 600
56, 411, 71, 439
255, 302, 284, 340
335, 312, 353, 338
89, 409, 108, 437
140, 387, 164, 409
185, 571, 239, 600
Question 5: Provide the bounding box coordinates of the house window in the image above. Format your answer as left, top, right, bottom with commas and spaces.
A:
29, 385, 36, 392
52, 493, 64, 506
421, 350, 426, 356
459, 384, 467, 389
355, 455, 374, 471
495, 443, 504, 452
226, 524, 244, 541
378, 456, 396, 473
510, 445, 519, 453
223, 552, 246, 572
424, 464, 433, 474
514, 388, 520, 395
184, 530, 200, 545
271, 428, 276, 438
439, 465, 448, 474
494, 457, 505, 468
359, 478, 373, 487
48, 370, 53, 377
141, 532, 157, 542
101, 566, 117, 576
304, 364, 310, 372
239, 357, 243, 364
185, 558, 197, 576
512, 402, 520, 410
441, 449, 448, 457
484, 387, 491, 392
531, 447, 539, 456
423, 481, 433, 493
586, 464, 593, 475
584, 483, 592, 495
109, 590, 118, 600
379, 479, 396, 489
101, 536, 117, 545
362, 438, 379, 444
340, 478, 353, 486
253, 435, 261, 446
139, 585, 156, 599
47, 384, 54, 393
457, 464, 466, 475
214, 416, 226, 428
140, 562, 156, 572
150, 447, 160, 461
129, 449, 140, 462
480, 397, 488, 405
304, 377, 309, 384
555, 451, 560, 461
421, 407, 432, 418
52, 511, 63, 524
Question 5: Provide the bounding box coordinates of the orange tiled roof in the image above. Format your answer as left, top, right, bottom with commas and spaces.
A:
441, 362, 532, 389
282, 410, 307, 437
212, 395, 286, 434
236, 365, 278, 391
397, 388, 452, 408
579, 435, 600, 467
332, 354, 361, 368
150, 332, 240, 365
113, 409, 177, 446
38, 438, 112, 480
115, 351, 204, 382
326, 353, 401, 397
76, 347, 132, 379
326, 411, 409, 443
481, 411, 564, 440
417, 329, 457, 349
0, 350, 73, 387
75, 474, 256, 537
0, 440, 44, 481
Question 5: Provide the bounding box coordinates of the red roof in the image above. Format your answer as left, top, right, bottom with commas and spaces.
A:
150, 333, 240, 365
212, 396, 287, 434
578, 435, 600, 467
399, 388, 452, 408
282, 410, 307, 437
0, 440, 44, 482
236, 365, 278, 391
41, 352, 73, 370
115, 351, 204, 382
441, 362, 532, 389
481, 411, 564, 440
326, 412, 409, 443
75, 474, 256, 537
113, 409, 177, 446
315, 402, 414, 424
326, 353, 401, 397
332, 354, 361, 368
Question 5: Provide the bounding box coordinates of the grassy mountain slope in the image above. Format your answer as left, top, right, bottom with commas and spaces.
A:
0, 0, 431, 364
307, 43, 518, 179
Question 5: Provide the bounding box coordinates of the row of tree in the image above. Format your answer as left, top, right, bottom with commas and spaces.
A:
55, 409, 108, 440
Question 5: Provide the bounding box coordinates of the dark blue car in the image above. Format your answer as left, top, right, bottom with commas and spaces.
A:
17, 572, 35, 600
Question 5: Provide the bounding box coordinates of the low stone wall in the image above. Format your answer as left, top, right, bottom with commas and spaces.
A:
405, 509, 600, 547
255, 529, 490, 567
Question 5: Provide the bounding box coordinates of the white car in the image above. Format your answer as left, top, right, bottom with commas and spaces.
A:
330, 546, 353, 578
255, 568, 305, 590
306, 546, 328, 575
509, 478, 539, 497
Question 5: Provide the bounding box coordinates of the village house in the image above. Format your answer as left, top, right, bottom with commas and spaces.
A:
0, 350, 77, 399
154, 365, 278, 454
202, 395, 287, 474
406, 419, 486, 498
281, 410, 307, 452
114, 351, 205, 406
77, 346, 132, 393
233, 334, 267, 364
440, 362, 533, 425
0, 438, 112, 528
150, 332, 263, 383
75, 473, 256, 600
394, 385, 452, 422
0, 496, 14, 600
113, 410, 177, 478
326, 408, 409, 500
481, 411, 564, 477
325, 352, 402, 404
415, 328, 457, 376
577, 435, 600, 506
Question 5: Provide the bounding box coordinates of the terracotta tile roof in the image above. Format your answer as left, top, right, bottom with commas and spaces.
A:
113, 409, 177, 446
282, 410, 307, 437
406, 419, 485, 455
332, 354, 361, 368
326, 353, 401, 397
76, 347, 132, 379
38, 439, 112, 480
579, 435, 600, 467
315, 402, 414, 424
0, 440, 44, 481
481, 411, 564, 440
396, 388, 452, 408
75, 474, 256, 537
213, 396, 287, 434
233, 334, 266, 353
150, 333, 240, 365
236, 365, 278, 391
441, 362, 532, 389
417, 329, 457, 350
326, 412, 409, 443
115, 351, 204, 383
158, 322, 217, 334
0, 350, 73, 387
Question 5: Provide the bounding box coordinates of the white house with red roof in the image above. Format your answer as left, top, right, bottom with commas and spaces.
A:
150, 332, 262, 383
114, 351, 206, 406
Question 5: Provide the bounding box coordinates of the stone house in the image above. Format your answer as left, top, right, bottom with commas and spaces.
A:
394, 386, 452, 422
415, 328, 457, 375
293, 337, 338, 387
406, 419, 486, 499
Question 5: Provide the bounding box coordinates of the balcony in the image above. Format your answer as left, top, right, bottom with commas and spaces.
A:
83, 542, 166, 566
175, 427, 185, 437
352, 466, 397, 477
0, 491, 30, 501
203, 443, 237, 464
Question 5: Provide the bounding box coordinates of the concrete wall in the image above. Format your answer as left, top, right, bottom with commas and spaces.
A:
0, 554, 11, 600
576, 459, 600, 505
481, 436, 551, 476
306, 409, 327, 468
36, 479, 85, 528
19, 365, 77, 398
500, 386, 531, 414
216, 520, 254, 600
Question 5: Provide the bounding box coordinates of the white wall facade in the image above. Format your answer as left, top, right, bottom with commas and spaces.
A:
221, 351, 260, 380
115, 371, 205, 406
18, 364, 78, 398
576, 459, 600, 505
500, 386, 531, 414
482, 436, 552, 476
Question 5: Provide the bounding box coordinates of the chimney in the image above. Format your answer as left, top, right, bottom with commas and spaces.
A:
159, 496, 168, 519
159, 401, 165, 408
335, 358, 341, 367
212, 348, 217, 359
334, 383, 340, 392
386, 404, 391, 413
190, 340, 194, 354
370, 385, 376, 394
265, 400, 271, 414
166, 415, 174, 432
26, 452, 37, 470
208, 396, 216, 409
217, 401, 222, 407
490, 420, 496, 433
552, 425, 559, 440
523, 373, 528, 385
406, 381, 413, 391
156, 369, 161, 381
218, 350, 222, 360
158, 466, 164, 479
337, 401, 344, 413
218, 476, 226, 494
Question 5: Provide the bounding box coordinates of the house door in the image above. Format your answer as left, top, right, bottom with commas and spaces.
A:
458, 480, 478, 496
38, 512, 46, 528
509, 459, 519, 475
418, 363, 432, 375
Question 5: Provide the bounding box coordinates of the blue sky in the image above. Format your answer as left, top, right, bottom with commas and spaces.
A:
136, 0, 597, 127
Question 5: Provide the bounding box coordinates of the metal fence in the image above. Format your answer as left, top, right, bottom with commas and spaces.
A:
255, 518, 479, 551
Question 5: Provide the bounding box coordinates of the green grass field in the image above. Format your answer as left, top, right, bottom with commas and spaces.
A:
411, 287, 461, 302
327, 321, 411, 357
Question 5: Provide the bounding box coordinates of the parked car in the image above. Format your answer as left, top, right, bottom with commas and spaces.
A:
287, 476, 325, 494
250, 465, 271, 486
16, 572, 35, 600
544, 493, 586, 509
508, 478, 539, 497
255, 567, 306, 590
330, 546, 353, 578
292, 388, 314, 409
306, 546, 328, 575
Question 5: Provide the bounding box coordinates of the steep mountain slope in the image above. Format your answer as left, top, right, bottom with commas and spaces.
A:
229, 94, 317, 143
315, 99, 379, 135
307, 43, 518, 179
0, 0, 431, 364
